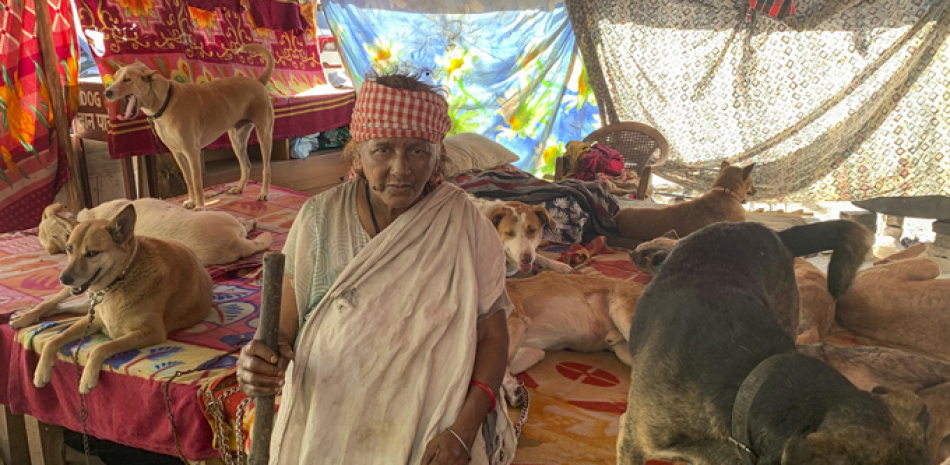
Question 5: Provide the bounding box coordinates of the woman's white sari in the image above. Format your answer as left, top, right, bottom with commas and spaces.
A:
271, 182, 516, 464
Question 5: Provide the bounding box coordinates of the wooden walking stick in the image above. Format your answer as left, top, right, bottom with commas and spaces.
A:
249, 252, 284, 465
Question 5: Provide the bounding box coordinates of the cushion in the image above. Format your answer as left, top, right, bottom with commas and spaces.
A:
442, 133, 520, 177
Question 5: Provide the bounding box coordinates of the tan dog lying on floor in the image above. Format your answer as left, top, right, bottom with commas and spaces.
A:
502, 271, 644, 405
104, 44, 275, 210
793, 257, 836, 345
469, 196, 574, 276
838, 243, 950, 362
614, 160, 755, 241
12, 204, 212, 393
39, 199, 272, 266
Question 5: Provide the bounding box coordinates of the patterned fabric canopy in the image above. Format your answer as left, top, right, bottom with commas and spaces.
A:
0, 0, 78, 233
322, 0, 601, 177
568, 0, 950, 201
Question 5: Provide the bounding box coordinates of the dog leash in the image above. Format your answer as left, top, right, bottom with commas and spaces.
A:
71, 240, 139, 464
729, 353, 787, 464
162, 336, 250, 464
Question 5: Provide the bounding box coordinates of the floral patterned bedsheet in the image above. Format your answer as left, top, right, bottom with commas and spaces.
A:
0, 181, 297, 460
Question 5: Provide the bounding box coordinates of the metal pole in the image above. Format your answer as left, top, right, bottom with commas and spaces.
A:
249, 252, 284, 465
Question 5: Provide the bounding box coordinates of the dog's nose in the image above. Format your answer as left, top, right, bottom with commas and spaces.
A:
60, 274, 74, 286
520, 255, 533, 265
104, 89, 114, 99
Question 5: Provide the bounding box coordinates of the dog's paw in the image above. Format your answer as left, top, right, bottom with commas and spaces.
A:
605, 330, 624, 346
9, 308, 40, 329
549, 260, 574, 274
33, 365, 52, 388
227, 186, 245, 195
193, 206, 206, 212
182, 199, 196, 209
257, 193, 269, 202
503, 377, 528, 408
78, 370, 100, 394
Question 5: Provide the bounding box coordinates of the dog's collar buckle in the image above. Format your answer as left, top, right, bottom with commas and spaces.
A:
728, 437, 757, 464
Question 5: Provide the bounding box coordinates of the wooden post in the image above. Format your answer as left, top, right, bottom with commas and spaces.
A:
33, 0, 85, 214
24, 416, 64, 465
249, 253, 284, 465
1, 406, 31, 465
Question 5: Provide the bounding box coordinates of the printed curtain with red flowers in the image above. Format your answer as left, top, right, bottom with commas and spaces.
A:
0, 0, 79, 233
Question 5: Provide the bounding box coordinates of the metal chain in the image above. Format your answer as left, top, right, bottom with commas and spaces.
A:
203, 388, 241, 465
72, 292, 105, 465
513, 380, 530, 438
162, 337, 249, 464
234, 396, 252, 462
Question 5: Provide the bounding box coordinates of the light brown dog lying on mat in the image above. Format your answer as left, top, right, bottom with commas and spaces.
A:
12, 204, 212, 393
838, 243, 950, 362
799, 343, 950, 465
502, 271, 644, 405
39, 199, 272, 266
104, 44, 275, 210
614, 160, 755, 241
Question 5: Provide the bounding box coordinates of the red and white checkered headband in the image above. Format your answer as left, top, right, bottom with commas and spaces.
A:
350, 81, 452, 143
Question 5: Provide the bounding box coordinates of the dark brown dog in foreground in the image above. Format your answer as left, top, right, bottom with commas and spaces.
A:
799, 343, 950, 465
619, 220, 932, 464
11, 205, 212, 393
614, 161, 755, 241
104, 44, 275, 210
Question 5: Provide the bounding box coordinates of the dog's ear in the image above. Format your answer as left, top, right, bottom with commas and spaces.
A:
108, 204, 137, 244
742, 163, 756, 180
720, 160, 730, 171
532, 205, 556, 230
661, 229, 679, 240
487, 206, 509, 229
874, 388, 930, 434
781, 433, 850, 465
142, 68, 158, 81
42, 203, 66, 220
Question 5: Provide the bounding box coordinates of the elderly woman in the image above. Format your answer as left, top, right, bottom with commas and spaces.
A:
236, 74, 517, 465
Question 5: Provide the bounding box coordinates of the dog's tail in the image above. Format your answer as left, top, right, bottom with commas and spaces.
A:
237, 44, 275, 86
778, 220, 872, 298
236, 231, 273, 259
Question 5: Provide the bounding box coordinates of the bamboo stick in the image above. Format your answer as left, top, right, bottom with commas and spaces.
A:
249, 253, 284, 465
33, 0, 86, 212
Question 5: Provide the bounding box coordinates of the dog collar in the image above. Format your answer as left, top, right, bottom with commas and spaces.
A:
710, 187, 745, 202
729, 353, 787, 464
149, 85, 173, 120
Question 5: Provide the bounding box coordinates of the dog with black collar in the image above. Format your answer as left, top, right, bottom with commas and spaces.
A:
617, 220, 932, 465
103, 44, 275, 211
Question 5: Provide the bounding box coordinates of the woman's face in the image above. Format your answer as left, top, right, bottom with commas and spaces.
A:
358, 137, 439, 210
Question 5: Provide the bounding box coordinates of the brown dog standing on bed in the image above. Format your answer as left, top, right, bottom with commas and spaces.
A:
614, 161, 755, 241
501, 271, 644, 405
11, 204, 212, 394
104, 44, 275, 210
619, 220, 932, 465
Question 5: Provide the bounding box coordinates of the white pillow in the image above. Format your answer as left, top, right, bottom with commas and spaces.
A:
442, 133, 520, 177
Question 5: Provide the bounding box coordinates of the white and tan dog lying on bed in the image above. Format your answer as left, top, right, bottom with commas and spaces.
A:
39, 198, 272, 266
468, 196, 574, 276
13, 204, 212, 393
501, 271, 644, 405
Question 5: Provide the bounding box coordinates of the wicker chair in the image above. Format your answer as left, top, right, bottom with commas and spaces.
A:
555, 121, 670, 201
